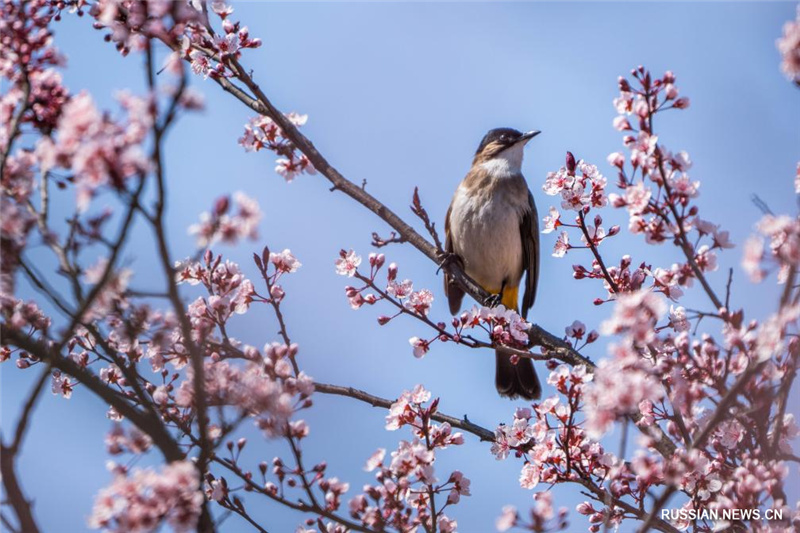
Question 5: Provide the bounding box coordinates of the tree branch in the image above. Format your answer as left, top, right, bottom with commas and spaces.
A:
315, 383, 495, 442
1, 325, 184, 462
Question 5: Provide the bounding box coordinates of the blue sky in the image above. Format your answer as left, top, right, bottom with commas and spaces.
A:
3, 1, 800, 532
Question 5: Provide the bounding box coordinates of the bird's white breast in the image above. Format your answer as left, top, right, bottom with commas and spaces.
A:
449, 180, 527, 293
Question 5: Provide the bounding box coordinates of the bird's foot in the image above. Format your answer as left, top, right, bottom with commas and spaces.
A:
485, 292, 503, 308
436, 251, 463, 275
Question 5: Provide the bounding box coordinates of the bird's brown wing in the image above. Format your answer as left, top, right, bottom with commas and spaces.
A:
520, 190, 540, 319
443, 203, 465, 315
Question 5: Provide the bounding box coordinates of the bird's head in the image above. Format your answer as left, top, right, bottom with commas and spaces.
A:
473, 128, 540, 172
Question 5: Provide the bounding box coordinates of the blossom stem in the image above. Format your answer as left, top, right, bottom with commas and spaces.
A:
577, 210, 619, 294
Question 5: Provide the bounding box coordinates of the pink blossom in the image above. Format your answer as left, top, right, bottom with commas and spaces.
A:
238, 112, 314, 181
543, 167, 572, 196
671, 150, 693, 171
613, 91, 634, 114
622, 181, 652, 215
715, 419, 745, 450
795, 162, 800, 194
335, 249, 362, 277
387, 278, 413, 299
519, 462, 541, 489
275, 155, 315, 182
446, 471, 471, 504
437, 515, 458, 533
565, 320, 586, 339
777, 6, 800, 81
607, 151, 625, 168
669, 305, 690, 332
612, 115, 632, 131
496, 506, 518, 532
51, 371, 74, 399
560, 183, 588, 211
668, 173, 700, 198
628, 131, 658, 170
742, 236, 766, 282
552, 231, 569, 257
694, 244, 718, 272
770, 413, 799, 454
580, 225, 606, 247
542, 206, 561, 234
364, 448, 386, 471
405, 289, 434, 316
409, 336, 429, 358
269, 249, 302, 273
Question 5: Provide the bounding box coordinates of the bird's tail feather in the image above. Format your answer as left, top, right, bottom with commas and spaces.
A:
495, 351, 541, 400
494, 286, 541, 400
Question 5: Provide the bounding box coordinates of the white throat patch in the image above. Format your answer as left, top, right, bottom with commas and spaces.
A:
479, 142, 525, 177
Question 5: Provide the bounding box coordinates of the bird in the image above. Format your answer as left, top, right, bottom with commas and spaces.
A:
443, 127, 542, 400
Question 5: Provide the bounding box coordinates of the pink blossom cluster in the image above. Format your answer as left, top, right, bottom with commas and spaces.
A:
188, 192, 262, 248
0, 295, 50, 336
777, 5, 800, 82
105, 423, 152, 455
87, 0, 261, 76
182, 1, 262, 79
440, 303, 532, 352
743, 214, 800, 284
606, 69, 732, 263
176, 252, 256, 340
543, 69, 733, 311
0, 295, 51, 368
542, 153, 612, 258
239, 112, 316, 182
491, 365, 591, 531
88, 460, 203, 533
335, 249, 533, 359
0, 0, 67, 140
174, 347, 314, 438
1, 0, 67, 295
87, 0, 198, 57
336, 250, 432, 315
348, 385, 467, 532
38, 91, 153, 211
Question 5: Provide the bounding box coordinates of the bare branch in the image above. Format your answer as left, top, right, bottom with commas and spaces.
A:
315, 383, 495, 442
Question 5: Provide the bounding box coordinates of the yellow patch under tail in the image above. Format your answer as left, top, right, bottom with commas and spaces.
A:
501, 286, 519, 312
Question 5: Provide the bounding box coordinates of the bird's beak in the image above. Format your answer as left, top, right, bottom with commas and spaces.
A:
518, 130, 541, 144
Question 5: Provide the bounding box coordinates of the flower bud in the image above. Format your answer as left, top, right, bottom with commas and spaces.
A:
673, 97, 690, 109
213, 195, 230, 215
565, 151, 576, 174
